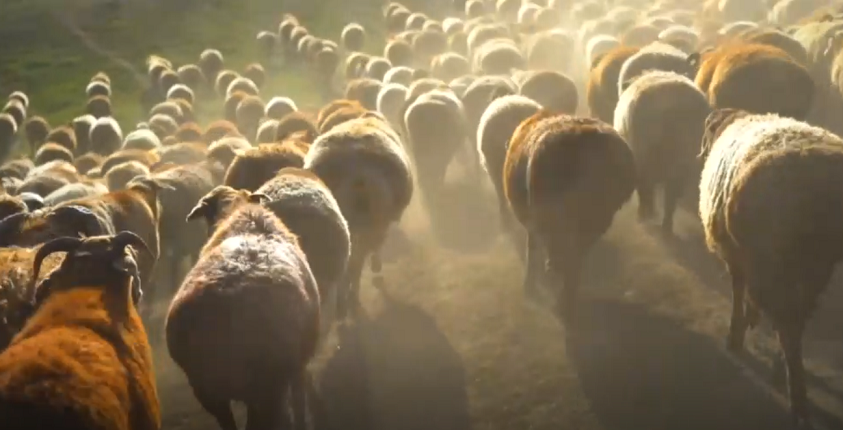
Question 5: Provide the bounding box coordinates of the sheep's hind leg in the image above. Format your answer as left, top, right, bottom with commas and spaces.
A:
550, 251, 582, 327
192, 386, 237, 430
661, 178, 683, 235
777, 325, 812, 429
726, 264, 748, 353
291, 369, 310, 430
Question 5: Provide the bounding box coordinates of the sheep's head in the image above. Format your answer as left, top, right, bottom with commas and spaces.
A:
699, 108, 750, 161
186, 185, 269, 234
0, 205, 108, 247
32, 231, 151, 306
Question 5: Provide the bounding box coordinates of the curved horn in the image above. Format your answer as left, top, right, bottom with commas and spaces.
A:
32, 237, 83, 283
111, 231, 152, 258
51, 205, 106, 237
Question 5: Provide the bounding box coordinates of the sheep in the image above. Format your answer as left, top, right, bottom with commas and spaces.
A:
413, 30, 449, 64
74, 152, 104, 176
173, 99, 195, 124
377, 83, 409, 127
319, 102, 371, 134
202, 120, 241, 145
154, 142, 208, 166
86, 80, 111, 98
23, 116, 50, 152
0, 246, 63, 351
385, 39, 414, 67
0, 158, 33, 181
15, 160, 79, 198
34, 143, 74, 166
305, 116, 413, 317
698, 110, 843, 428
504, 112, 636, 323
0, 114, 18, 162
256, 119, 280, 143
431, 53, 471, 82
243, 63, 266, 89
174, 122, 203, 143
690, 43, 815, 120
2, 100, 26, 128
0, 193, 27, 221
167, 84, 195, 105
614, 71, 710, 233
476, 94, 541, 242
461, 75, 518, 145
585, 35, 620, 69
128, 161, 222, 302
168, 200, 319, 430
124, 129, 162, 151
342, 23, 367, 51
207, 136, 251, 169
256, 31, 278, 63
265, 96, 298, 120
43, 181, 108, 207
403, 89, 469, 213
148, 114, 179, 140
17, 192, 45, 211
0, 232, 160, 430
587, 45, 640, 124
214, 70, 239, 97
223, 140, 307, 192
89, 117, 123, 156
617, 41, 691, 95
366, 57, 393, 81
177, 64, 207, 92
226, 77, 259, 97
223, 91, 249, 123
43, 126, 77, 155
7, 91, 29, 110
518, 70, 578, 114
199, 49, 225, 81
106, 161, 151, 191
275, 111, 318, 143
525, 31, 573, 72
474, 40, 526, 75
235, 95, 266, 139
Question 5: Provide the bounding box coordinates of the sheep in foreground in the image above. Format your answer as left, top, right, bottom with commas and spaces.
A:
477, 94, 541, 241
305, 116, 413, 318
0, 232, 160, 430
698, 110, 843, 428
504, 112, 636, 323
614, 71, 710, 233
168, 200, 319, 430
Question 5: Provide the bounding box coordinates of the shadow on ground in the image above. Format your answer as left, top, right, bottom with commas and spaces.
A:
568, 298, 797, 430
313, 294, 472, 430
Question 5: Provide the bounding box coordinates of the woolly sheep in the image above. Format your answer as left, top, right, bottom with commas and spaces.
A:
223, 91, 249, 123
124, 129, 162, 151
265, 96, 298, 120
74, 152, 104, 176
585, 35, 620, 69
202, 120, 241, 145
385, 39, 414, 67
0, 114, 17, 160
587, 45, 640, 124
169, 200, 319, 430
23, 116, 50, 152
256, 119, 280, 144
519, 70, 578, 114
207, 136, 251, 169
149, 101, 183, 123
89, 117, 123, 156
366, 57, 393, 81
235, 95, 266, 139
155, 142, 208, 166
346, 78, 383, 111
476, 94, 542, 240
698, 110, 843, 428
86, 95, 112, 119
86, 80, 111, 98
34, 143, 74, 166
44, 126, 77, 154
214, 70, 239, 97
383, 66, 414, 86
275, 112, 318, 143
614, 71, 710, 233
177, 64, 207, 92
377, 83, 409, 127
148, 114, 179, 140
226, 77, 259, 98
305, 116, 413, 317
7, 91, 29, 110
15, 160, 79, 197
2, 100, 26, 128
71, 115, 96, 155
474, 40, 525, 75
243, 63, 266, 89
199, 49, 225, 80
342, 23, 367, 51
223, 140, 306, 191
0, 232, 160, 429
504, 112, 636, 322
617, 42, 691, 95
42, 181, 108, 207
431, 53, 471, 81
0, 158, 33, 180
462, 75, 518, 144
167, 84, 195, 105
174, 122, 203, 143
105, 161, 151, 191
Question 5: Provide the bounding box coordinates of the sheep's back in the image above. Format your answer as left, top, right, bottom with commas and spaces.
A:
477, 95, 541, 180
167, 235, 319, 399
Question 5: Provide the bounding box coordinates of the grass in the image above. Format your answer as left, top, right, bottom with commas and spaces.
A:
0, 0, 388, 129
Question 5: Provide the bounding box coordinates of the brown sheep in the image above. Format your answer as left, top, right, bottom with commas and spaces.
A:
275, 111, 318, 143
316, 99, 360, 129
148, 114, 179, 140
44, 126, 77, 154
346, 78, 384, 110
2, 100, 26, 128
0, 232, 160, 430
174, 122, 203, 143
105, 161, 151, 191
34, 143, 74, 166
169, 200, 319, 430
0, 158, 33, 181
149, 101, 183, 124
223, 140, 306, 191
7, 91, 29, 110
503, 112, 636, 323
345, 52, 371, 80
304, 116, 413, 318
226, 77, 259, 97
319, 103, 370, 134
587, 45, 640, 124
154, 142, 208, 166
691, 42, 815, 119
365, 57, 393, 81
89, 117, 123, 156
86, 95, 112, 118
199, 49, 225, 82
614, 71, 710, 233
15, 160, 79, 197
698, 110, 843, 428
223, 91, 249, 123
207, 136, 251, 169
202, 120, 241, 145
73, 152, 104, 176
0, 193, 27, 221
23, 116, 50, 153
518, 70, 578, 114
173, 99, 195, 124
101, 149, 160, 177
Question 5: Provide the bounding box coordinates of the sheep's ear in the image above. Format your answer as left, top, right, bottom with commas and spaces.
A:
248, 192, 270, 204
186, 201, 208, 222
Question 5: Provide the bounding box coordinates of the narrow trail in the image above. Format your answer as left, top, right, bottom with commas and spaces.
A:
148, 173, 843, 430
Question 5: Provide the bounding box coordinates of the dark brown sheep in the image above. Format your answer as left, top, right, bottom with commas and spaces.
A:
44, 126, 77, 154
101, 149, 160, 176
223, 140, 306, 192
169, 200, 319, 430
587, 45, 640, 124
72, 115, 96, 156
503, 112, 636, 323
105, 161, 151, 191
207, 136, 251, 169
275, 111, 318, 143
167, 84, 195, 105
86, 95, 112, 119
346, 78, 383, 111
0, 232, 160, 430
149, 101, 183, 123
304, 116, 413, 318
23, 116, 50, 153
154, 142, 208, 166
223, 91, 249, 123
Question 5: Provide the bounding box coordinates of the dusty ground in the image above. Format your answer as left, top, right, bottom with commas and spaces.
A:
145, 168, 843, 430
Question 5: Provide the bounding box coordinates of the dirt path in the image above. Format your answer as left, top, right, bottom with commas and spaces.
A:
149, 178, 843, 430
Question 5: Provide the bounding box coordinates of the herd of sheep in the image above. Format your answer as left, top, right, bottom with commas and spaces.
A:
1, 0, 843, 428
